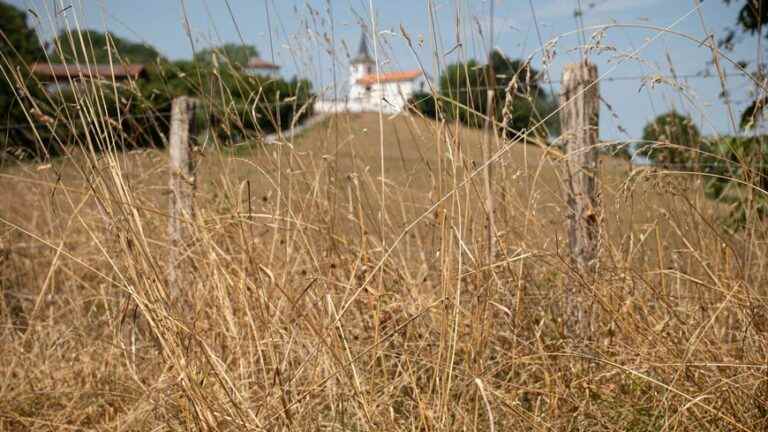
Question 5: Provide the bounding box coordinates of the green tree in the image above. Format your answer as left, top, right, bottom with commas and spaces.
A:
701, 135, 768, 228
203, 65, 313, 137
193, 44, 259, 67
129, 60, 314, 145
721, 0, 768, 129
722, 0, 768, 42
439, 59, 485, 127
0, 0, 46, 159
407, 91, 437, 118
438, 50, 557, 137
29, 59, 314, 154
714, 1, 768, 229
0, 1, 44, 61
638, 111, 701, 166
53, 29, 164, 64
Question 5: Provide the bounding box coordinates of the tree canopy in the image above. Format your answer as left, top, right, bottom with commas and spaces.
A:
0, 10, 310, 161
427, 50, 557, 136
0, 0, 44, 62
723, 0, 768, 36
193, 44, 259, 67
0, 1, 46, 159
52, 29, 164, 64
721, 0, 768, 129
639, 111, 701, 166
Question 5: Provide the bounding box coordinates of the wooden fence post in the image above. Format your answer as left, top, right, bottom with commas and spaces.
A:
560, 61, 600, 340
168, 96, 197, 302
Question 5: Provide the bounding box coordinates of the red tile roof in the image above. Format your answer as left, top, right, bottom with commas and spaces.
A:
356, 69, 422, 85
246, 57, 280, 70
31, 63, 146, 80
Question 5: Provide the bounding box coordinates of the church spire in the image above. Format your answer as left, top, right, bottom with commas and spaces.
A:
351, 30, 373, 64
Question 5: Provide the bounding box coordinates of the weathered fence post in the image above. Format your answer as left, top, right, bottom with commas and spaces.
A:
560, 61, 600, 340
168, 96, 197, 302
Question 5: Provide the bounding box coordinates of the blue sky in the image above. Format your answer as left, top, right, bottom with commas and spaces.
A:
9, 0, 761, 140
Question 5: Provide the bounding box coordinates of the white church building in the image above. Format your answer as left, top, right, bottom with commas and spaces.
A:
316, 32, 426, 114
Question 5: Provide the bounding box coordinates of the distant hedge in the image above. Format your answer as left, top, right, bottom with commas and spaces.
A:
407, 91, 438, 119
0, 3, 314, 162
3, 60, 314, 160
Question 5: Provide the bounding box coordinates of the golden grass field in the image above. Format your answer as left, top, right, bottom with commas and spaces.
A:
1, 112, 764, 430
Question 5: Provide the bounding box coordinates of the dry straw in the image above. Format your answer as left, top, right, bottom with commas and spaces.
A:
0, 1, 766, 431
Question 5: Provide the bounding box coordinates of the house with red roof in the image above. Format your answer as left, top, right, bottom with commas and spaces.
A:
244, 57, 280, 78
31, 63, 147, 93
316, 31, 427, 114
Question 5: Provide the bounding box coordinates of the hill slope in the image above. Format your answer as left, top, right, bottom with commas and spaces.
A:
0, 112, 745, 431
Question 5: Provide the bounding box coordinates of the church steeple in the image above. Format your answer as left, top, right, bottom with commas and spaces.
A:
351, 31, 373, 65
350, 28, 374, 89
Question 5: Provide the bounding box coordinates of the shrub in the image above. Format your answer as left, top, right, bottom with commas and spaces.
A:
3, 58, 314, 160
438, 51, 558, 136
638, 111, 701, 166
0, 1, 46, 161
407, 91, 438, 119
700, 135, 768, 228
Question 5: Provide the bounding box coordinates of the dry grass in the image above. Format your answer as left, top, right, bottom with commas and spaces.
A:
1, 2, 768, 430
2, 110, 761, 431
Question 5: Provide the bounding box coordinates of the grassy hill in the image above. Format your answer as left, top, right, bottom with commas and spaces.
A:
0, 113, 757, 431
2, 111, 719, 268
